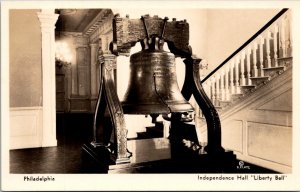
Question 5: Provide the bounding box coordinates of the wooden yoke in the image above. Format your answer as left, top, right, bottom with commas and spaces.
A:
110, 14, 192, 58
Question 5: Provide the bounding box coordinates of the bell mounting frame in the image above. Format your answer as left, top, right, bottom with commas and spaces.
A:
88, 14, 225, 167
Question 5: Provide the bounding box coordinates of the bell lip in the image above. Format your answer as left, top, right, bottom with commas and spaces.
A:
168, 104, 194, 113
122, 103, 194, 115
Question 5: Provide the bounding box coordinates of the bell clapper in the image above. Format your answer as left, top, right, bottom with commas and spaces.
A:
150, 114, 159, 123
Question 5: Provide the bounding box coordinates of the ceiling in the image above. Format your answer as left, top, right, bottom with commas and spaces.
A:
55, 9, 103, 33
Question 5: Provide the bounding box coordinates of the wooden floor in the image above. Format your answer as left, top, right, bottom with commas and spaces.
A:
10, 113, 94, 173
10, 113, 278, 174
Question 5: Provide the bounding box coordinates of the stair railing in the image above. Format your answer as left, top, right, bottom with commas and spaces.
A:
201, 9, 292, 108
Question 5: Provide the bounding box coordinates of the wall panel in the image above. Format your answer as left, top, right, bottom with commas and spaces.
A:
248, 122, 292, 166
10, 107, 42, 149
222, 120, 243, 153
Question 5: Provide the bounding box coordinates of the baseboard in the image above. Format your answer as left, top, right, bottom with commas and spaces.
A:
42, 137, 57, 147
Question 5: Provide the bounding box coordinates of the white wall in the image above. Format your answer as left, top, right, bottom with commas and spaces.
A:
9, 9, 42, 107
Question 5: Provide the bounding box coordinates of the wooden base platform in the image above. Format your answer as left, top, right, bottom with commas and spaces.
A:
82, 138, 237, 173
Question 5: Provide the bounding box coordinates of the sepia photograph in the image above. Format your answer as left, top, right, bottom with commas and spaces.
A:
1, 1, 300, 191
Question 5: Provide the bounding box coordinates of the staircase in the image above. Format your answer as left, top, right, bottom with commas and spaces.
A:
201, 9, 291, 112
132, 121, 164, 140
197, 9, 292, 173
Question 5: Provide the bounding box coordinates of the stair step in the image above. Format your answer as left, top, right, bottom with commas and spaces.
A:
146, 125, 163, 132
146, 121, 164, 136
240, 85, 256, 94
154, 121, 164, 129
277, 56, 292, 68
219, 100, 231, 108
135, 121, 165, 140
136, 132, 149, 139
136, 132, 163, 139
250, 76, 270, 86
145, 128, 164, 138
263, 66, 285, 77
231, 93, 244, 101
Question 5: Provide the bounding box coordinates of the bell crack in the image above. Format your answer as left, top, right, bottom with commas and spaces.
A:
153, 72, 172, 114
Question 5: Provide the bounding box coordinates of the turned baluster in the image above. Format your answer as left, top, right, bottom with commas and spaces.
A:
230, 61, 235, 95
285, 12, 292, 57
215, 74, 220, 105
252, 41, 258, 77
280, 16, 286, 57
220, 69, 225, 101
235, 56, 240, 94
266, 31, 271, 68
288, 11, 292, 56
240, 51, 246, 86
259, 35, 264, 76
211, 77, 216, 105
225, 65, 230, 101
273, 23, 279, 67
246, 47, 252, 85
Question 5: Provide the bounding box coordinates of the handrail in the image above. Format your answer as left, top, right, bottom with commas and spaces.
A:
201, 8, 288, 84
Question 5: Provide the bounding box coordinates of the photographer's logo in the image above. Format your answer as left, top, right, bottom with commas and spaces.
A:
237, 161, 250, 169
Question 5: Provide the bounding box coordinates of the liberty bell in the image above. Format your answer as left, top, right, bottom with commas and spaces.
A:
122, 35, 194, 115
